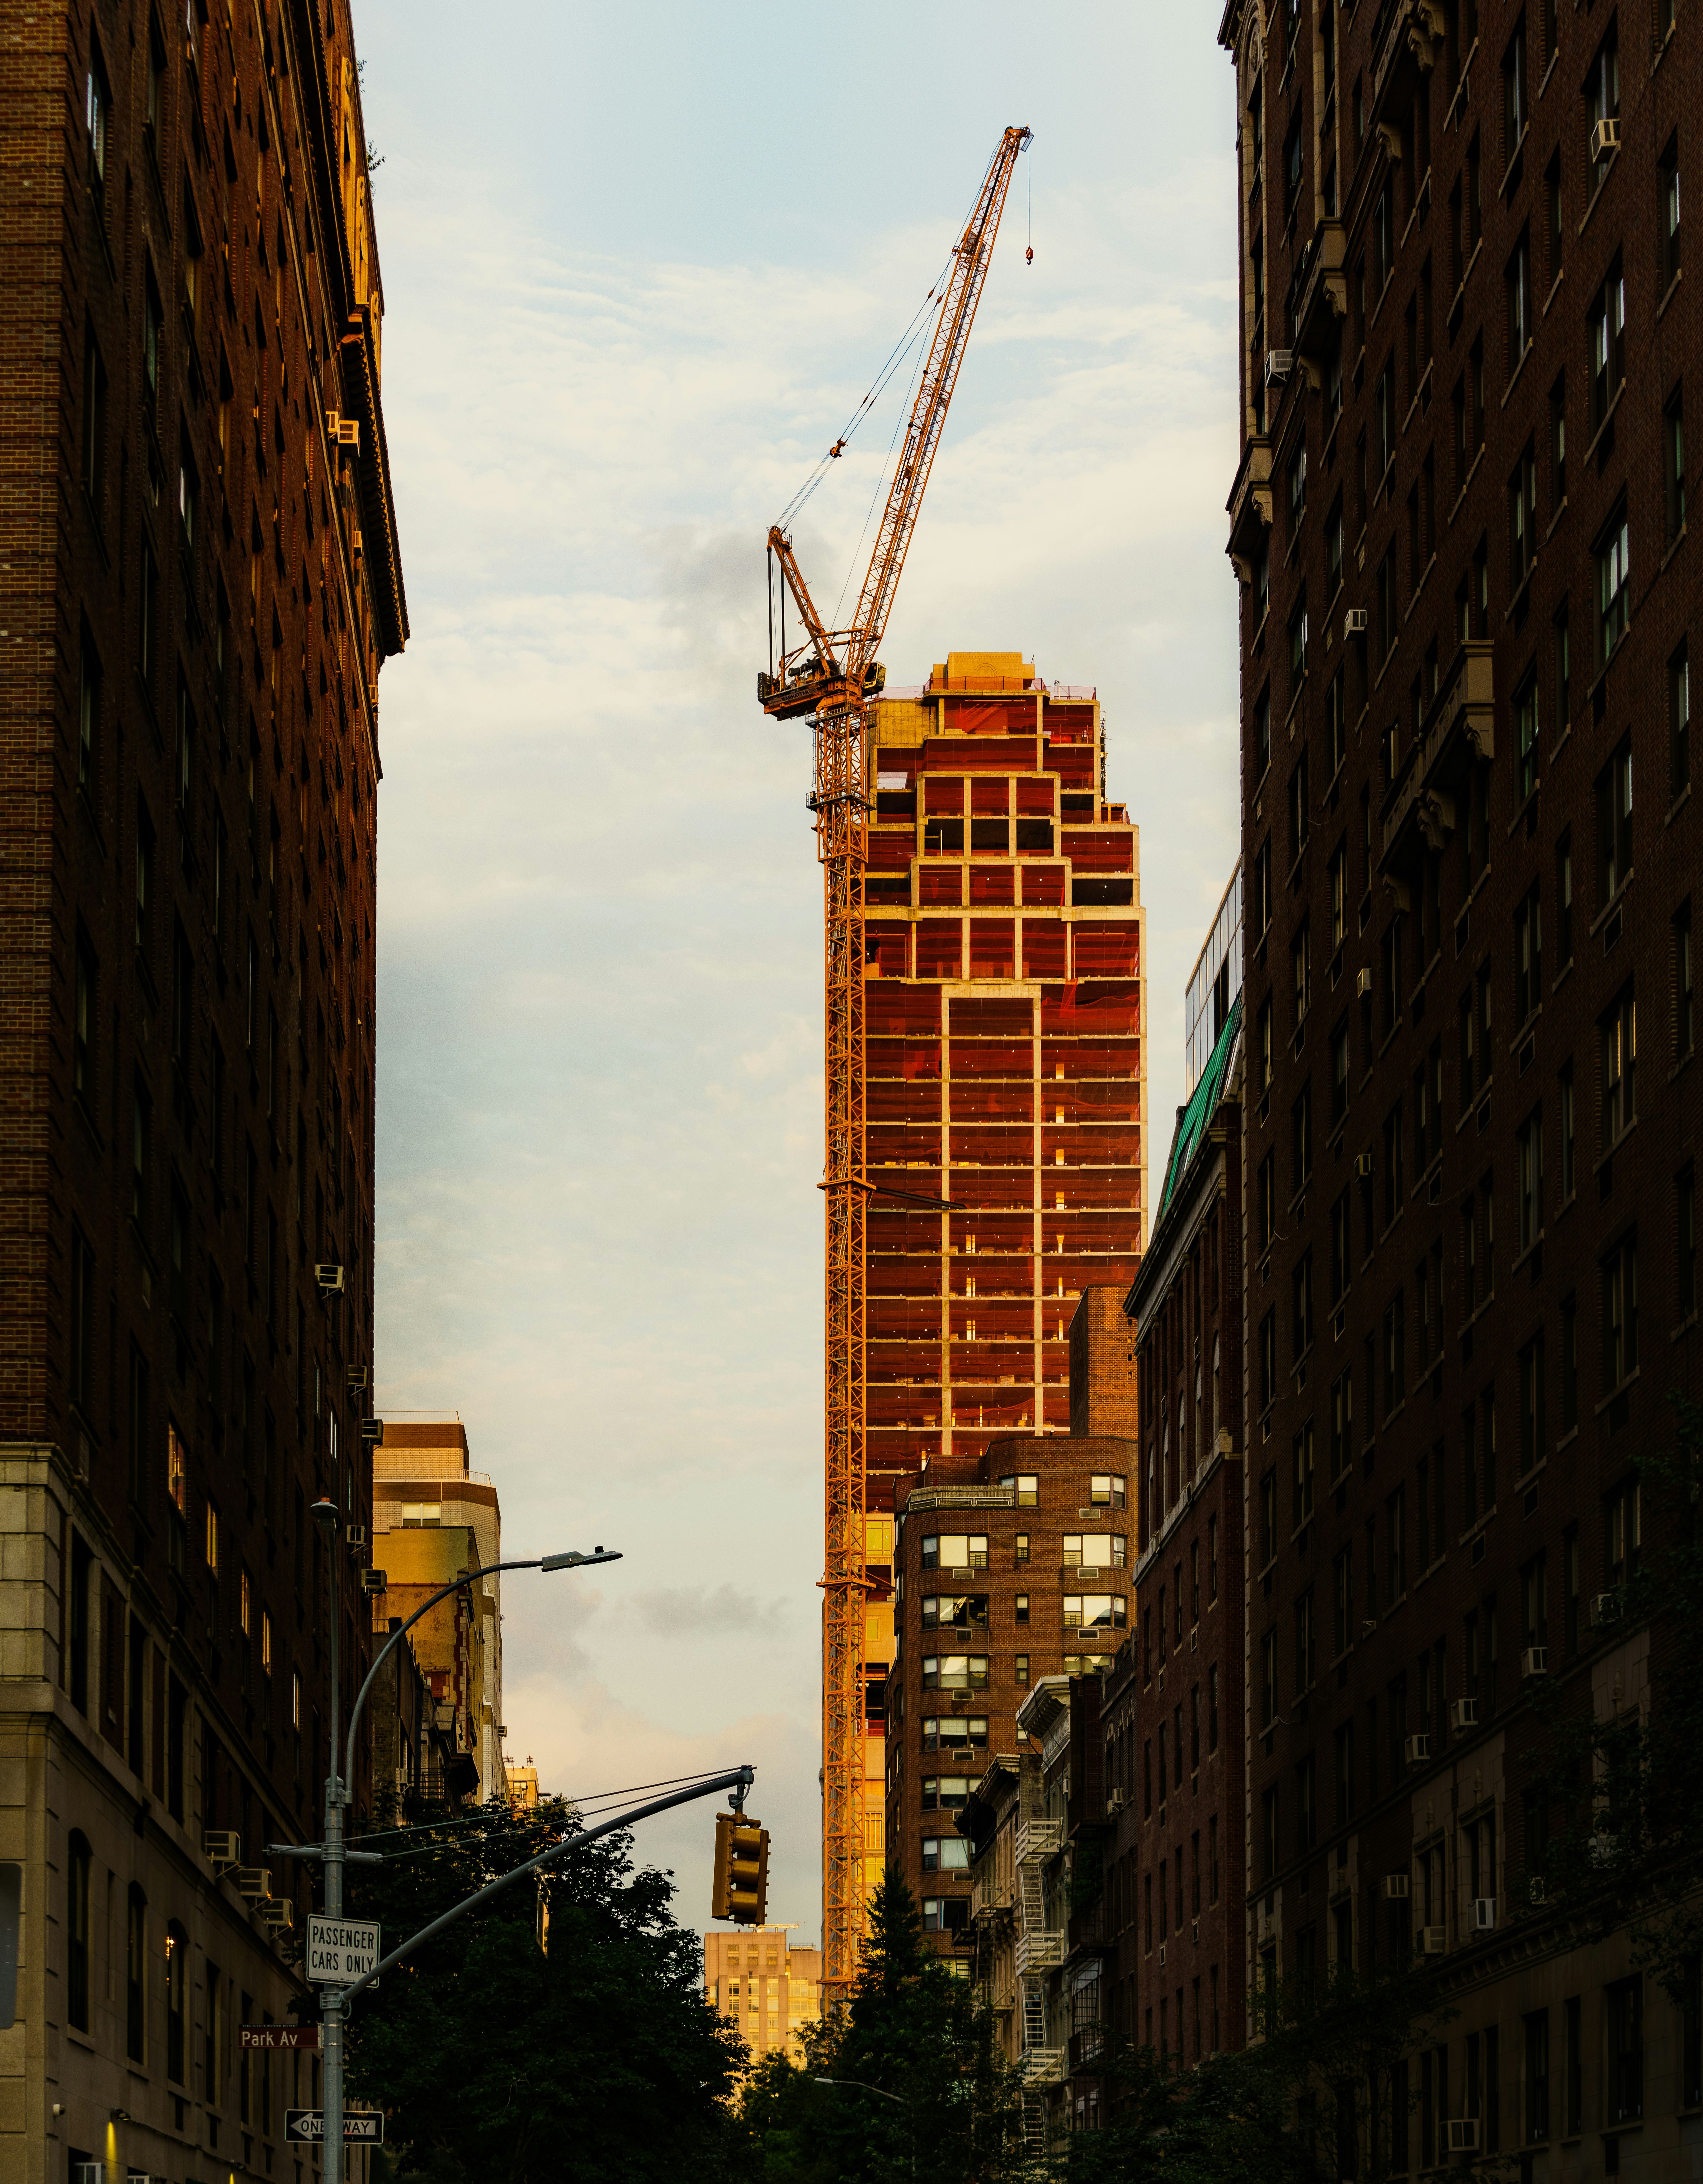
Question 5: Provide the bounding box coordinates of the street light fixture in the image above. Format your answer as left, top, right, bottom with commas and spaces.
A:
310, 1534, 621, 2184
815, 2077, 907, 2104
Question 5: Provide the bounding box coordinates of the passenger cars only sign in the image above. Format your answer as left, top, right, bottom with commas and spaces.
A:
306, 1914, 380, 1984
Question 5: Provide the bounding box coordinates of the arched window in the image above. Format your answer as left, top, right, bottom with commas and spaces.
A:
165, 1918, 188, 2081
125, 1883, 147, 2061
67, 1832, 92, 2031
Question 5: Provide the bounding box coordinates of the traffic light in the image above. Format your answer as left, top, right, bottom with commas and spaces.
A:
710, 1811, 769, 1925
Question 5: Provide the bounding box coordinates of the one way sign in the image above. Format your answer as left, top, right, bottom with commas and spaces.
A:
285, 2110, 384, 2144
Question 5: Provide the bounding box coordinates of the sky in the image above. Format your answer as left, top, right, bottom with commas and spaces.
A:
359, 0, 1243, 1949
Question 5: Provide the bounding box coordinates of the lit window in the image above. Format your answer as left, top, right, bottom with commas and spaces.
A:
167, 1424, 187, 1514
1088, 1474, 1126, 1510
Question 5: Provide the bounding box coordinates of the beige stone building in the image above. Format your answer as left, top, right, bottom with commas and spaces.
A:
703, 1927, 822, 2063
371, 1416, 505, 1807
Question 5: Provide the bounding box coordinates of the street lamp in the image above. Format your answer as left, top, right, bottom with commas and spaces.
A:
306, 1517, 621, 2184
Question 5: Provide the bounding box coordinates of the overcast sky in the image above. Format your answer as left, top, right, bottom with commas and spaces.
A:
359, 0, 1241, 1948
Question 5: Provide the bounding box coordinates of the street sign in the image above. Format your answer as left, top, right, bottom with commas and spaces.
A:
306, 1914, 381, 1985
285, 2110, 384, 2144
240, 2024, 322, 2051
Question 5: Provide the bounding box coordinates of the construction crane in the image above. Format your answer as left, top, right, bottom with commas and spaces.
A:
757, 124, 1032, 2003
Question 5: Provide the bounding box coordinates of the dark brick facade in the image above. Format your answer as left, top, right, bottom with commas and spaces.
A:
1, 0, 404, 2170
1222, 0, 1699, 2164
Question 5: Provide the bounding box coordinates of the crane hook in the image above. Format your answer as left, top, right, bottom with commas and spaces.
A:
1026, 246, 1034, 266
828, 439, 846, 458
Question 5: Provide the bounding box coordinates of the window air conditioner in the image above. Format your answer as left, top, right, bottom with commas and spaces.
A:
1077, 1509, 1104, 1522
314, 1262, 345, 1293
1108, 1788, 1126, 1814
346, 1524, 367, 1548
1521, 1646, 1549, 1678
347, 1362, 369, 1391
1447, 2119, 1481, 2153
1473, 1897, 1497, 1931
1265, 348, 1295, 386
360, 1568, 387, 1595
1078, 1627, 1101, 1642
203, 1829, 240, 1868
237, 1866, 271, 1901
1383, 1874, 1410, 1900
361, 1416, 385, 1445
261, 1899, 295, 1930
1417, 1925, 1447, 1954
1450, 1697, 1478, 1731
1404, 1734, 1432, 1766
1158, 1942, 1168, 1966
1355, 968, 1373, 1000
1591, 1593, 1620, 1627
1355, 1150, 1374, 1179
1590, 118, 1620, 163
1079, 1567, 1102, 1581
1343, 606, 1369, 639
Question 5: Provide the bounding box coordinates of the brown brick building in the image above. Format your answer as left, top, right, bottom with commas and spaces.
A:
1, 0, 403, 2176
1221, 0, 1698, 2170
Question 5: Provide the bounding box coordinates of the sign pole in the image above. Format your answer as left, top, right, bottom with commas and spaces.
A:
313, 1497, 347, 2184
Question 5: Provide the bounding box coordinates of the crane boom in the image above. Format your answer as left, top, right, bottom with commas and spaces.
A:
758, 125, 1030, 2006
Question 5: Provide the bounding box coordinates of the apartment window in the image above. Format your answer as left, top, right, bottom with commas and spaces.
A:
1587, 26, 1620, 197
1293, 1083, 1313, 1193
920, 1836, 970, 1874
1088, 1473, 1126, 1510
1589, 262, 1627, 431
1517, 1106, 1543, 1250
1564, 1996, 1583, 2136
1253, 840, 1273, 949
1677, 903, 1695, 1059
1377, 543, 1398, 661
1556, 833, 1574, 970
1680, 1169, 1697, 1320
1014, 1531, 1029, 1565
1602, 1238, 1638, 1391
1502, 19, 1526, 162
1673, 644, 1691, 798
126, 1884, 147, 2062
1383, 1291, 1405, 1417
1607, 1977, 1643, 2124
1330, 1366, 1353, 1484
1554, 601, 1571, 730
1665, 386, 1687, 544
1560, 1294, 1578, 1432
1290, 594, 1310, 692
920, 1534, 988, 1570
1602, 988, 1637, 1148
1331, 1019, 1350, 1127
998, 1472, 1039, 1507
1597, 507, 1631, 662
1519, 1333, 1546, 1473
1597, 739, 1633, 904
1660, 136, 1683, 291
1253, 686, 1271, 784
1260, 1311, 1277, 1415
1289, 439, 1307, 535
1513, 885, 1544, 1032
68, 1831, 93, 2031
1507, 236, 1532, 379
1293, 919, 1312, 1026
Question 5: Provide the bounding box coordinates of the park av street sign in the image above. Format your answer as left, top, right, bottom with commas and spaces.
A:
285, 2110, 384, 2144
306, 1914, 381, 1985
240, 2023, 321, 2051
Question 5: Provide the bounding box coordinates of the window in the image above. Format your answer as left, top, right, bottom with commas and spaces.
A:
921, 1776, 971, 1813
1560, 1294, 1578, 1432
1545, 150, 1564, 291
1556, 833, 1574, 970
1660, 136, 1683, 291
1597, 739, 1633, 904
1292, 1082, 1313, 1192
1519, 1334, 1546, 1473
1261, 1629, 1278, 1731
143, 269, 163, 409
82, 329, 108, 519
1063, 1595, 1126, 1631
1597, 507, 1631, 662
1602, 988, 1636, 1148
1014, 1531, 1029, 1565
1666, 386, 1687, 545
921, 1534, 988, 1571
1674, 644, 1692, 799
998, 1472, 1038, 1507
921, 1836, 970, 1873
1293, 919, 1312, 1026
68, 1831, 93, 2031
1289, 439, 1307, 534
922, 1716, 988, 1753
920, 1897, 969, 1934
1290, 593, 1310, 692
921, 1655, 988, 1691
1288, 749, 1310, 866
1677, 903, 1695, 1059
1502, 21, 1526, 163
1514, 884, 1542, 1024
1554, 601, 1572, 729
1253, 687, 1271, 784
921, 1593, 988, 1630
1680, 1170, 1697, 1320
1607, 1977, 1643, 2124
1524, 2011, 1552, 2144
139, 541, 158, 692
1587, 26, 1620, 196
1602, 1238, 1639, 1391
1589, 262, 1627, 432
1564, 1996, 1583, 2136
1517, 1107, 1543, 1250
1293, 1424, 1315, 1531
1507, 236, 1532, 378
126, 1883, 147, 2061
1330, 1366, 1354, 1482
1088, 1473, 1126, 1509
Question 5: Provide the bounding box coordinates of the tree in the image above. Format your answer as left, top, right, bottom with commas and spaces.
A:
738, 1879, 1023, 2183
344, 1795, 746, 2183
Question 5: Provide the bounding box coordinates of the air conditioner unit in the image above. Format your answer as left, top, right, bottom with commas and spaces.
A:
1158, 1942, 1168, 1966
1473, 1897, 1497, 1931
1079, 1567, 1102, 1581
1404, 1734, 1432, 1766
1450, 1698, 1478, 1731
314, 1262, 345, 1294
1521, 1646, 1549, 1678
1417, 1925, 1447, 1954
237, 1866, 271, 1901
1077, 1508, 1105, 1522
1355, 1150, 1374, 1179
1590, 117, 1620, 163
203, 1829, 241, 1868
1108, 1787, 1126, 1812
347, 1362, 369, 1391
261, 1899, 295, 1930
360, 1568, 387, 1595
361, 1416, 385, 1445
1591, 1593, 1620, 1627
1355, 968, 1373, 1000
1447, 2118, 1481, 2153
1384, 1874, 1410, 1900
1078, 1627, 1102, 1642
1343, 606, 1369, 639
346, 1523, 367, 1548
1265, 348, 1295, 386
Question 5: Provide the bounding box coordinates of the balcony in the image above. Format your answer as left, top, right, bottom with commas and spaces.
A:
971, 1875, 1015, 1922
1015, 1818, 1062, 1865
1378, 640, 1495, 903
1288, 219, 1347, 367
1015, 1931, 1065, 1975
1020, 2047, 1066, 2087
1069, 2026, 1108, 2074
1226, 435, 1273, 578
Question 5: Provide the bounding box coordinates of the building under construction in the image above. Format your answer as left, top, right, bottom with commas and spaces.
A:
858, 649, 1148, 1892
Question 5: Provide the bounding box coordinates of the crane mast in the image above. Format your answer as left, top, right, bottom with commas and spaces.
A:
758, 125, 1031, 2002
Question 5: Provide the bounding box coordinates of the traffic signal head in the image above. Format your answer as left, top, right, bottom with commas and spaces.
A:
710, 1811, 769, 1926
